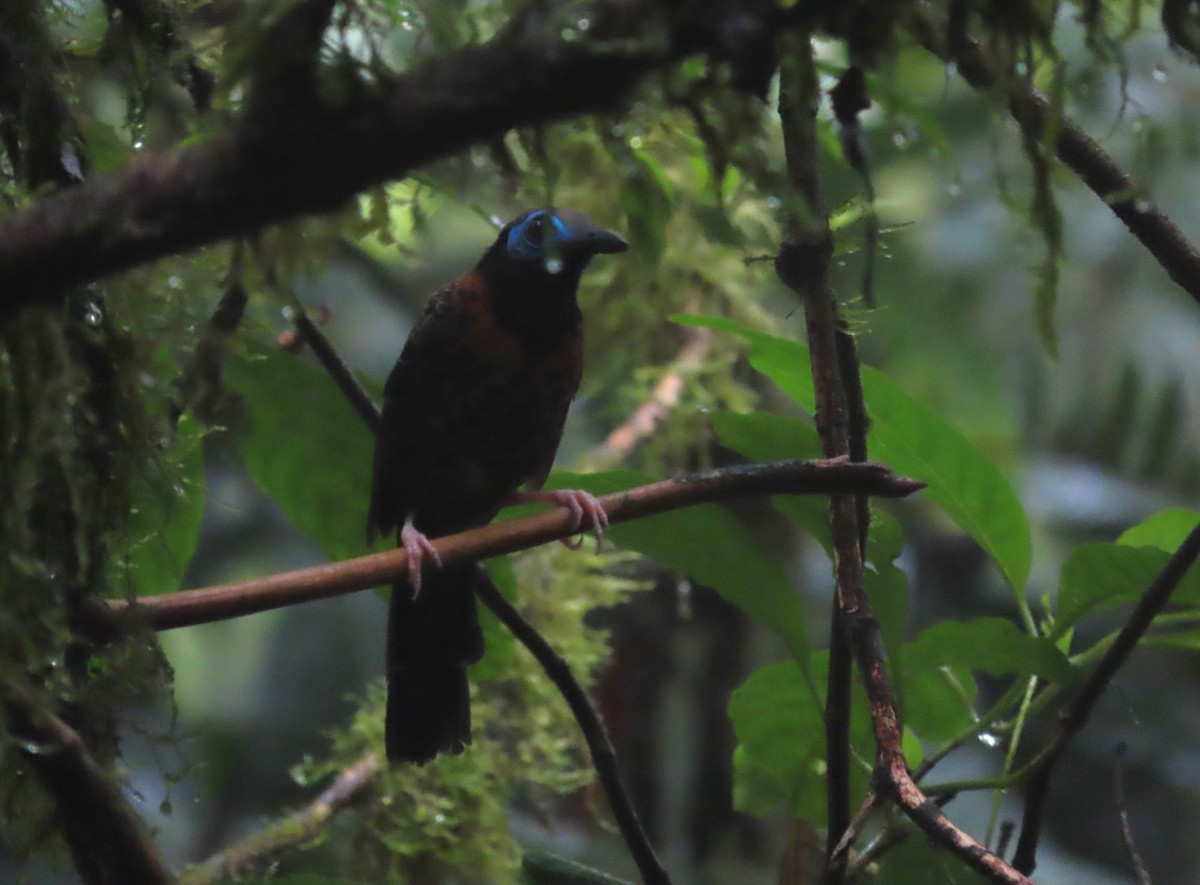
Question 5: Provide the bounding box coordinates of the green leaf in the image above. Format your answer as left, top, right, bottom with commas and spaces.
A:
1142, 629, 1200, 650
730, 653, 920, 822
710, 410, 822, 461
905, 617, 1073, 683
1056, 541, 1200, 630
227, 347, 376, 563
710, 411, 829, 547
874, 835, 994, 884
728, 661, 826, 819
111, 415, 206, 596
903, 663, 979, 745
677, 315, 1032, 590
547, 470, 810, 667
79, 122, 130, 173
1118, 508, 1200, 551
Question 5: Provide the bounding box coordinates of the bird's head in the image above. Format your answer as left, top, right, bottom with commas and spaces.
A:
477, 209, 627, 342
497, 208, 628, 277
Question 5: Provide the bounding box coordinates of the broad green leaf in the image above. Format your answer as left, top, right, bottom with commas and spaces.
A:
547, 470, 809, 666
710, 411, 828, 547
875, 836, 993, 885
1056, 541, 1200, 630
906, 617, 1073, 683
677, 315, 1032, 591
1142, 630, 1200, 650
112, 415, 206, 596
1118, 508, 1200, 551
729, 654, 922, 821
728, 661, 825, 819
903, 663, 979, 745
710, 410, 822, 461
227, 347, 376, 563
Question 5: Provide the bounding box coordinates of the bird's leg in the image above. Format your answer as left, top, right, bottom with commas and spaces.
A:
507, 489, 609, 551
400, 513, 442, 597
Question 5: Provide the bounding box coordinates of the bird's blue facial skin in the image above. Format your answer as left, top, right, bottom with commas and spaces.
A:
506, 211, 573, 261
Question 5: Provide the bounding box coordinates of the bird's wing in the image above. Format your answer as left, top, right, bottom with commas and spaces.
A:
367, 284, 476, 541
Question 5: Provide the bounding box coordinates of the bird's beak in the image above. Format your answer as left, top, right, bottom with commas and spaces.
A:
569, 228, 629, 255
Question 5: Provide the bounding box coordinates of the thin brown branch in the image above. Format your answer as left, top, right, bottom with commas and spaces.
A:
776, 32, 1030, 885
292, 307, 382, 434
473, 570, 670, 885
775, 34, 854, 885
1011, 522, 1200, 874
181, 752, 382, 885
0, 0, 785, 311
1112, 744, 1152, 885
2, 681, 176, 885
79, 459, 924, 636
915, 21, 1200, 305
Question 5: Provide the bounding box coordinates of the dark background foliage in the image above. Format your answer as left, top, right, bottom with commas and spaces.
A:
2, 1, 1200, 884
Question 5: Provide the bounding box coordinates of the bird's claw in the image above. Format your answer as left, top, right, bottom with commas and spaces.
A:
549, 489, 609, 552
507, 489, 609, 551
400, 514, 442, 597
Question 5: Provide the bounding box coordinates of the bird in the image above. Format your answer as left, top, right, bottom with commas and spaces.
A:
367, 208, 628, 764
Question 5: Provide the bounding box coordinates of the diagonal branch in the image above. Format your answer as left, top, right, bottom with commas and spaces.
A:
1011, 522, 1200, 874
2, 681, 176, 885
473, 571, 670, 885
914, 20, 1200, 305
181, 752, 382, 885
78, 459, 923, 637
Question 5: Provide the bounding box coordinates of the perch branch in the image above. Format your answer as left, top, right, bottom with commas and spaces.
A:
80, 459, 924, 636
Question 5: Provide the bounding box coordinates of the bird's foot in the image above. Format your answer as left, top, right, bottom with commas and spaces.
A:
509, 489, 609, 551
400, 514, 442, 597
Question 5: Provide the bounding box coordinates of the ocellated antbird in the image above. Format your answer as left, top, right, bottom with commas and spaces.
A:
368, 209, 628, 764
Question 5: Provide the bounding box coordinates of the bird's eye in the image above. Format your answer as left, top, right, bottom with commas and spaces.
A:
525, 214, 546, 242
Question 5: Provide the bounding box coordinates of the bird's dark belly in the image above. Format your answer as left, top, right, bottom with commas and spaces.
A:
406, 362, 571, 530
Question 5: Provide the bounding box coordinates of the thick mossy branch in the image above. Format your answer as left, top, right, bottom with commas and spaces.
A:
0, 0, 782, 310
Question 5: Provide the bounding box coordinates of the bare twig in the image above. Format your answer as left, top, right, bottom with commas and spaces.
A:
182, 752, 382, 885
1112, 744, 1152, 885
1012, 523, 1200, 873
2, 682, 176, 885
79, 459, 923, 636
473, 570, 671, 885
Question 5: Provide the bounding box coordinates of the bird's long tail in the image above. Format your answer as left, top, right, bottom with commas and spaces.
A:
385, 562, 485, 764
